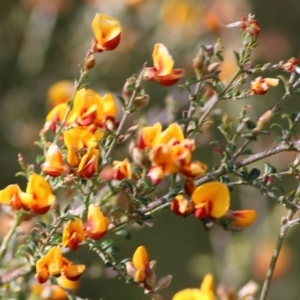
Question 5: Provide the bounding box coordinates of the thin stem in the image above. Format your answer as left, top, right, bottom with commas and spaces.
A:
198, 70, 241, 127
104, 65, 146, 160
0, 211, 23, 261
259, 181, 300, 300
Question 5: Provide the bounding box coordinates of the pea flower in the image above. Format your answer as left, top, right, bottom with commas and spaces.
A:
41, 144, 65, 177
77, 147, 100, 178
137, 122, 162, 150
92, 13, 122, 52
171, 194, 194, 216
126, 246, 155, 287
191, 182, 230, 220
21, 173, 55, 214
250, 76, 279, 95
113, 158, 132, 180
226, 209, 257, 229
30, 275, 79, 300
35, 246, 85, 284
62, 218, 86, 250
73, 89, 117, 127
172, 273, 215, 300
0, 184, 28, 211
85, 204, 110, 240
144, 43, 185, 86
63, 127, 103, 167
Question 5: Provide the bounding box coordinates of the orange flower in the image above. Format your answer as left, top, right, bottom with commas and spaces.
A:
31, 275, 79, 300
180, 161, 207, 179
152, 123, 184, 146
144, 44, 185, 86
35, 246, 85, 284
21, 174, 55, 214
73, 89, 103, 126
171, 195, 194, 216
137, 122, 162, 150
191, 182, 230, 219
92, 13, 122, 52
113, 158, 132, 180
63, 127, 103, 167
0, 184, 28, 211
229, 209, 257, 229
45, 103, 76, 125
132, 246, 150, 283
85, 204, 110, 240
147, 166, 165, 185
250, 77, 279, 95
62, 218, 86, 250
47, 80, 75, 107
77, 147, 99, 178
72, 89, 117, 127
41, 144, 65, 177
172, 273, 215, 300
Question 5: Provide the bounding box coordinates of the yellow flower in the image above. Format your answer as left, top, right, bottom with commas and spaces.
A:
152, 123, 184, 146
63, 127, 103, 167
144, 44, 185, 86
72, 89, 117, 127
62, 218, 86, 250
30, 275, 79, 300
172, 273, 215, 300
77, 147, 100, 178
0, 184, 28, 211
191, 182, 230, 219
92, 13, 122, 52
41, 144, 65, 177
21, 174, 55, 214
35, 246, 85, 284
113, 158, 132, 180
85, 204, 110, 240
171, 194, 194, 216
47, 80, 75, 108
181, 161, 207, 179
132, 245, 150, 283
230, 209, 257, 229
250, 77, 279, 95
137, 122, 162, 149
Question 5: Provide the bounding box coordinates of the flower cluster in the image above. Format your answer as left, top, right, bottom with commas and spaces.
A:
133, 122, 207, 184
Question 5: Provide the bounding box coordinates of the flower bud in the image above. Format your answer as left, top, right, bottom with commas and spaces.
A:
84, 54, 96, 71
253, 110, 273, 133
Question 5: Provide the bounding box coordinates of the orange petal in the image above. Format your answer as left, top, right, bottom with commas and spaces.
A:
152, 43, 174, 76
191, 182, 230, 218
154, 68, 185, 86
132, 246, 149, 270
231, 209, 257, 228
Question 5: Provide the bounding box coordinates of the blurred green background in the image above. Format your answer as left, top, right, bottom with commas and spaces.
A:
1, 0, 300, 299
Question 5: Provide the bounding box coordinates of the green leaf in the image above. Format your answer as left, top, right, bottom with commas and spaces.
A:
246, 120, 256, 130
241, 149, 253, 155
36, 155, 45, 165
100, 239, 114, 250
264, 163, 277, 175
115, 230, 131, 240
233, 51, 240, 65
248, 168, 261, 180
115, 95, 126, 107
185, 76, 198, 86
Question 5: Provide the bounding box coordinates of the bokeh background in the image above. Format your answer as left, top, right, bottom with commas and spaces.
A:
1, 0, 300, 299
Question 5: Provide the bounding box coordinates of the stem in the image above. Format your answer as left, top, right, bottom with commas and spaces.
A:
259, 181, 300, 300
198, 70, 241, 127
104, 65, 146, 160
0, 211, 23, 261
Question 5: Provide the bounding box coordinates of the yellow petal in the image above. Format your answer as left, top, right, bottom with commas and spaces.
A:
231, 210, 257, 228
152, 43, 174, 76
132, 246, 149, 270
191, 182, 230, 218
